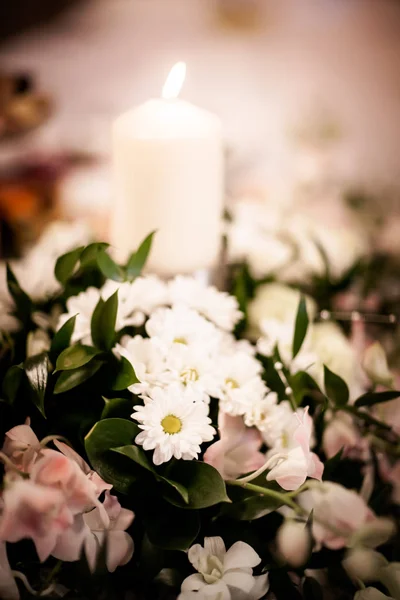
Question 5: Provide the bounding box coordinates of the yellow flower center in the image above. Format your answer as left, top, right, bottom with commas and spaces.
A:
181, 367, 199, 383
225, 377, 239, 389
161, 414, 182, 434
173, 337, 187, 345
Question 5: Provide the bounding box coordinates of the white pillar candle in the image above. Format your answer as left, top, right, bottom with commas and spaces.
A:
111, 63, 224, 276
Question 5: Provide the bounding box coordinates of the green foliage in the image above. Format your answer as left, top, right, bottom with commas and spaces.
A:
6, 264, 32, 325
55, 247, 85, 285
56, 345, 101, 371
85, 418, 141, 493
126, 231, 156, 280
354, 390, 400, 408
324, 365, 349, 407
292, 296, 309, 359
96, 249, 125, 282
2, 364, 24, 404
144, 501, 200, 551
111, 356, 139, 391
50, 315, 77, 359
24, 351, 49, 417
91, 291, 118, 351
101, 397, 133, 420
164, 461, 231, 509
54, 360, 103, 394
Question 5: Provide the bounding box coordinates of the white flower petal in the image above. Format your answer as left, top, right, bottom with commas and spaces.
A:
224, 541, 261, 571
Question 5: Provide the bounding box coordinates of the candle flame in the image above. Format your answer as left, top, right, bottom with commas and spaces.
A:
162, 62, 186, 100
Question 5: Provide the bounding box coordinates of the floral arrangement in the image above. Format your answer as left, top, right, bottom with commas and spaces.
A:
0, 222, 399, 600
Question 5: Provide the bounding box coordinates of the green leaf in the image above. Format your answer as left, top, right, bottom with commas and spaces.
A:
290, 370, 328, 408
292, 296, 309, 359
355, 390, 400, 408
6, 265, 32, 323
80, 243, 110, 267
56, 344, 100, 371
2, 364, 24, 404
97, 249, 125, 282
164, 461, 230, 509
91, 291, 118, 351
144, 501, 200, 551
322, 448, 343, 480
54, 247, 84, 285
101, 397, 134, 420
112, 445, 189, 504
126, 231, 156, 280
324, 365, 349, 407
50, 315, 77, 358
111, 356, 139, 390
85, 418, 141, 493
54, 360, 103, 394
24, 352, 49, 417
222, 494, 282, 521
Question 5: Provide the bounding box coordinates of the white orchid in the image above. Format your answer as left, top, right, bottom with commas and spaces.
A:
179, 537, 269, 600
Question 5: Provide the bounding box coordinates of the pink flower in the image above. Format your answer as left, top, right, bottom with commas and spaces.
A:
31, 449, 100, 515
2, 421, 40, 472
266, 408, 324, 491
323, 411, 369, 460
0, 479, 73, 561
53, 492, 134, 573
54, 440, 112, 496
300, 482, 375, 550
0, 542, 19, 600
204, 412, 265, 480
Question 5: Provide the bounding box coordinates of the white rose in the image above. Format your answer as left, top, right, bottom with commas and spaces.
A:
343, 548, 388, 582
248, 282, 316, 338
309, 322, 364, 398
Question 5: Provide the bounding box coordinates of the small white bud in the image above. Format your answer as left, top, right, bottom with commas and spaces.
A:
349, 518, 395, 549
274, 362, 283, 371
343, 548, 387, 582
277, 520, 311, 567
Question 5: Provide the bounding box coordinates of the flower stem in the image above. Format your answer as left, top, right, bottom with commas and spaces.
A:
228, 479, 304, 515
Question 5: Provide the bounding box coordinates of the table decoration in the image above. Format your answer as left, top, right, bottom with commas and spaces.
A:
112, 63, 224, 275
0, 221, 398, 600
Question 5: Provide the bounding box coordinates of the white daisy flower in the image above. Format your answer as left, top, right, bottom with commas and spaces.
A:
116, 335, 172, 396
131, 385, 216, 465
145, 305, 222, 349
103, 276, 168, 329
243, 391, 279, 430
164, 343, 222, 401
168, 276, 243, 332
58, 286, 102, 344
217, 352, 269, 419
178, 536, 269, 600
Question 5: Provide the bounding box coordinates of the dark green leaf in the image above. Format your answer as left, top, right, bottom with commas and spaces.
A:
292, 296, 309, 359
97, 249, 125, 282
345, 406, 392, 431
126, 231, 156, 280
85, 418, 141, 493
324, 365, 349, 407
355, 390, 400, 408
80, 243, 110, 267
2, 364, 24, 404
111, 356, 139, 390
90, 291, 118, 351
54, 359, 103, 394
165, 461, 230, 509
54, 247, 84, 285
144, 501, 200, 551
222, 494, 282, 521
56, 344, 100, 371
24, 352, 49, 416
290, 370, 328, 408
112, 445, 189, 504
6, 265, 31, 323
323, 448, 343, 480
50, 315, 77, 358
101, 397, 133, 420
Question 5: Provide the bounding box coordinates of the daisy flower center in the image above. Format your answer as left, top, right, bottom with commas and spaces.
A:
161, 414, 182, 434
180, 367, 199, 383
173, 337, 187, 345
225, 377, 239, 389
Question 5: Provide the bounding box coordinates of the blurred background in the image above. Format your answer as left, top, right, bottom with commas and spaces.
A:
1, 0, 400, 256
